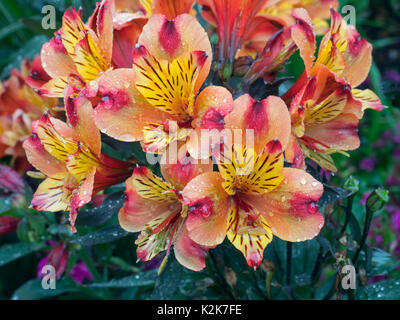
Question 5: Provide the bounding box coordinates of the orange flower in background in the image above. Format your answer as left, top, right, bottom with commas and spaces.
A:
0, 58, 57, 170
22, 96, 133, 232
181, 95, 324, 268
198, 0, 337, 72
197, 0, 269, 77
119, 144, 215, 271
259, 0, 338, 35
94, 13, 234, 155
283, 9, 385, 171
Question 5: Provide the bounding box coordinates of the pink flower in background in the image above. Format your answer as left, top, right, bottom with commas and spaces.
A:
360, 158, 375, 172
0, 165, 24, 194
37, 242, 68, 279
69, 261, 93, 284
37, 241, 92, 283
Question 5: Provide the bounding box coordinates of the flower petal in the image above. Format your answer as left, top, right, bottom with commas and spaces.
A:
133, 46, 208, 118
224, 94, 291, 153
152, 0, 195, 19
41, 34, 77, 80
73, 31, 110, 82
351, 89, 386, 112
93, 69, 171, 141
243, 168, 324, 242
304, 113, 360, 151
161, 142, 213, 190
138, 14, 212, 92
227, 203, 272, 268
174, 223, 209, 271
65, 93, 101, 156
129, 166, 177, 201
182, 172, 230, 246
291, 8, 316, 76
119, 175, 181, 233
23, 134, 66, 177
343, 24, 372, 87
31, 173, 73, 212
217, 141, 284, 195
61, 8, 87, 58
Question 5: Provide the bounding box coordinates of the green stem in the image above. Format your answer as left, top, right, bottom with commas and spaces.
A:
353, 208, 374, 263
339, 195, 354, 237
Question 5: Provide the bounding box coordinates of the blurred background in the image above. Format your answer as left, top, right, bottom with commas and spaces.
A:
0, 0, 399, 299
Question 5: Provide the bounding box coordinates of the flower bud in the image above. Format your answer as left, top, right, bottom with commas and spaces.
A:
233, 56, 253, 77
366, 188, 389, 212
0, 165, 24, 194
39, 242, 69, 279
343, 176, 360, 193
0, 217, 21, 236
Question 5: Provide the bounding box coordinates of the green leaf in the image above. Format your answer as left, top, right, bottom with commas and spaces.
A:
0, 21, 24, 41
0, 242, 43, 267
264, 238, 320, 287
151, 253, 184, 299
0, 197, 12, 214
75, 191, 124, 227
70, 225, 129, 246
1, 35, 48, 78
319, 184, 354, 208
357, 278, 400, 300
11, 277, 79, 300
361, 249, 400, 276
87, 270, 158, 288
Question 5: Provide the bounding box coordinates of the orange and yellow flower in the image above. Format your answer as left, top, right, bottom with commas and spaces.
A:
119, 144, 215, 271
38, 0, 115, 98
283, 9, 385, 171
23, 95, 133, 231
0, 58, 57, 170
197, 0, 337, 70
94, 13, 234, 156
181, 95, 324, 268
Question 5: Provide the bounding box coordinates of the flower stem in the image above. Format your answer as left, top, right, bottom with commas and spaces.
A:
353, 208, 374, 263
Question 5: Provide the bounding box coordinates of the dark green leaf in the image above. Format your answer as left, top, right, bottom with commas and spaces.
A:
75, 191, 124, 227
357, 278, 400, 300
70, 225, 129, 246
319, 184, 354, 208
88, 270, 157, 288
152, 253, 184, 299
0, 197, 12, 214
0, 242, 43, 267
11, 277, 78, 300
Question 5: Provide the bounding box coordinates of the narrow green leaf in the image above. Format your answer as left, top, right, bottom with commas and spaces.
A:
0, 242, 43, 267
87, 270, 157, 288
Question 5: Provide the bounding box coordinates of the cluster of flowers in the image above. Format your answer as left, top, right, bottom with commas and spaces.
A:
0, 0, 385, 271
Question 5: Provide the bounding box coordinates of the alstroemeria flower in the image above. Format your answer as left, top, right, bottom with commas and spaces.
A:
197, 0, 269, 77
0, 58, 57, 170
38, 0, 114, 97
198, 0, 336, 73
138, 0, 196, 18
283, 9, 385, 171
119, 144, 216, 271
22, 96, 133, 231
181, 95, 324, 268
242, 8, 314, 85
285, 8, 385, 107
94, 13, 234, 156
259, 0, 338, 35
